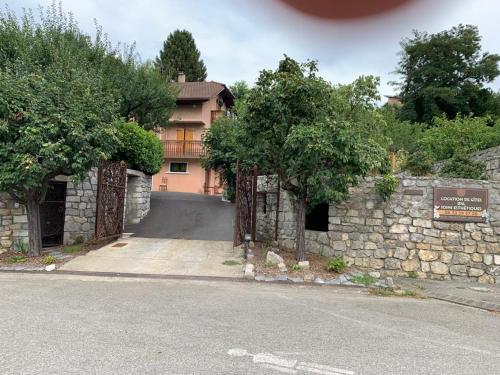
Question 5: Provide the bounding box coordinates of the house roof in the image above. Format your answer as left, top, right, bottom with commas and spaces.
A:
174, 81, 234, 107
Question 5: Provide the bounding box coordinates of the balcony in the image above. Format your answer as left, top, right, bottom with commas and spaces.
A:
163, 140, 205, 158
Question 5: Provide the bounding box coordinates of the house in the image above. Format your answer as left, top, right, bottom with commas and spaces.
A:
385, 95, 402, 106
152, 72, 234, 195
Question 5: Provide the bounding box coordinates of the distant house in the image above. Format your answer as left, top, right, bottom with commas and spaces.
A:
385, 95, 402, 106
152, 72, 234, 195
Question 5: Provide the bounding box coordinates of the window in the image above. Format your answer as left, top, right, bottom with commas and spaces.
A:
169, 162, 188, 173
305, 202, 329, 232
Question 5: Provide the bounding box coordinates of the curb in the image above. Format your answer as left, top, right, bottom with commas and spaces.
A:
421, 291, 500, 313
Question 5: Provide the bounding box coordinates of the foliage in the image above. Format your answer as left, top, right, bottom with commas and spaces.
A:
326, 256, 347, 273
13, 239, 29, 254
202, 117, 251, 202
375, 174, 399, 202
289, 262, 302, 272
63, 245, 83, 254
350, 274, 375, 286
0, 4, 121, 255
440, 155, 486, 180
230, 80, 251, 117
243, 56, 388, 260
42, 255, 57, 265
154, 29, 207, 82
404, 150, 435, 176
114, 121, 163, 175
222, 260, 241, 266
416, 116, 500, 161
379, 105, 424, 154
7, 255, 27, 264
394, 25, 500, 123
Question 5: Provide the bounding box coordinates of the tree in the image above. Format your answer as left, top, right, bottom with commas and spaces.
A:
155, 30, 207, 82
230, 80, 251, 117
0, 5, 119, 255
394, 25, 500, 123
244, 57, 388, 261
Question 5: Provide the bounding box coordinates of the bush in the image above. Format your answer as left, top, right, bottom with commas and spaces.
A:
42, 255, 57, 265
326, 256, 347, 273
405, 150, 435, 176
441, 156, 486, 180
375, 174, 399, 202
114, 121, 163, 175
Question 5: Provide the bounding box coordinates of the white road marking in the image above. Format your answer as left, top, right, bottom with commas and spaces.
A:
227, 348, 355, 375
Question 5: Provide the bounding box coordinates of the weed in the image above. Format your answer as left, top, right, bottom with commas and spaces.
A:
222, 260, 241, 266
63, 245, 83, 254
13, 239, 29, 254
369, 288, 423, 298
42, 255, 57, 265
351, 274, 375, 286
289, 262, 302, 272
408, 271, 418, 279
7, 255, 27, 264
326, 256, 347, 273
72, 236, 85, 245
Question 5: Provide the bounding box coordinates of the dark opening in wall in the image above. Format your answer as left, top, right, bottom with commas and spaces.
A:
305, 202, 329, 232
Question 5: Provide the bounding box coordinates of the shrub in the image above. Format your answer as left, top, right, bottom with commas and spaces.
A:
114, 121, 164, 175
375, 174, 399, 202
13, 239, 29, 254
405, 150, 435, 176
42, 255, 57, 265
7, 255, 27, 264
351, 274, 375, 286
326, 256, 347, 273
440, 156, 486, 180
289, 262, 302, 272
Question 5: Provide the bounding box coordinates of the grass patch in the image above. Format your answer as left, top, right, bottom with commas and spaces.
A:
42, 255, 57, 265
369, 288, 424, 298
63, 245, 83, 254
289, 262, 302, 272
326, 256, 347, 273
222, 260, 241, 266
408, 271, 418, 279
351, 274, 375, 286
7, 255, 27, 264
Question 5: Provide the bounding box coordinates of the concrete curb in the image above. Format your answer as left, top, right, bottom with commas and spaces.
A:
418, 291, 500, 313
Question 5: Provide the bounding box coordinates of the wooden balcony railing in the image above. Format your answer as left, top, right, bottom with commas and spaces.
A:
163, 140, 205, 158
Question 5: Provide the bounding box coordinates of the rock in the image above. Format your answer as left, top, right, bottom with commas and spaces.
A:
266, 251, 284, 265
385, 277, 394, 288
483, 254, 493, 266
449, 265, 467, 276
275, 274, 288, 281
430, 262, 449, 275
255, 275, 266, 282
298, 261, 310, 270
402, 258, 420, 272
277, 263, 287, 273
384, 258, 401, 270
419, 250, 439, 262
303, 272, 314, 282
45, 264, 56, 272
369, 271, 381, 279
453, 253, 471, 265
374, 249, 387, 259
244, 271, 255, 280
468, 268, 485, 277
314, 277, 325, 284
288, 277, 303, 283
394, 248, 409, 260
495, 255, 500, 266
478, 275, 495, 284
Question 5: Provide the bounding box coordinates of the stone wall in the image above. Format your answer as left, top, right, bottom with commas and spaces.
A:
125, 169, 152, 225
0, 170, 98, 252
256, 176, 500, 284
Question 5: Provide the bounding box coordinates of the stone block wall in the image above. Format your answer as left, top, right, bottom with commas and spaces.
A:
125, 169, 152, 225
256, 176, 500, 284
0, 193, 28, 251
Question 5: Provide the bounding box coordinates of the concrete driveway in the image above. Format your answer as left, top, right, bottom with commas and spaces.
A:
125, 192, 235, 241
60, 237, 244, 278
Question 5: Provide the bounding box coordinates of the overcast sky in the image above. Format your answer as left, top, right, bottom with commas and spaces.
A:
9, 0, 500, 98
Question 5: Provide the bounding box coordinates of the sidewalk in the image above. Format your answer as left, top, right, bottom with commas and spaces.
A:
396, 278, 500, 313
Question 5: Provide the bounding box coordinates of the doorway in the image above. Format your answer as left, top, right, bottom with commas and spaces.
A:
41, 181, 67, 247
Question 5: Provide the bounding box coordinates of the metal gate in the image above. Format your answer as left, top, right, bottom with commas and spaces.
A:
233, 163, 280, 247
94, 160, 127, 240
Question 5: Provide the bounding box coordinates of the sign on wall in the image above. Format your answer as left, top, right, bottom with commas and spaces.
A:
433, 187, 489, 223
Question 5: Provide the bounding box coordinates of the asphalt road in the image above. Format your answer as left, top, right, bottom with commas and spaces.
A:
1, 273, 499, 375
125, 192, 235, 241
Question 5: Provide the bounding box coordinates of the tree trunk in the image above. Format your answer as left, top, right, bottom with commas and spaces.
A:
25, 198, 43, 256
295, 195, 307, 262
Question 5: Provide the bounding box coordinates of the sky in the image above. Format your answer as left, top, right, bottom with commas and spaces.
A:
9, 0, 500, 99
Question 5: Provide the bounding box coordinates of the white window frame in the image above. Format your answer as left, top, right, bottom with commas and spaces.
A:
168, 161, 189, 174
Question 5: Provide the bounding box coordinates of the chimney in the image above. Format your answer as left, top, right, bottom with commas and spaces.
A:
177, 71, 186, 83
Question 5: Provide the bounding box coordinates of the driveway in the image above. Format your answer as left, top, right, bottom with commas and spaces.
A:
60, 237, 243, 278
2, 274, 499, 375
125, 192, 235, 241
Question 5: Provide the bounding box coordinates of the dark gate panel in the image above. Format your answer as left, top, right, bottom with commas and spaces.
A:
233, 162, 257, 247
41, 181, 67, 247
95, 160, 127, 240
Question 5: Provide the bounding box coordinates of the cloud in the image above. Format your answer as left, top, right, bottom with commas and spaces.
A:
9, 0, 500, 97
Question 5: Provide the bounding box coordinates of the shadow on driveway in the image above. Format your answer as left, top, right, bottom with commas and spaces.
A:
125, 192, 235, 241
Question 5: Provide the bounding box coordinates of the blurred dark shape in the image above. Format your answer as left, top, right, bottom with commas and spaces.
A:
279, 0, 413, 19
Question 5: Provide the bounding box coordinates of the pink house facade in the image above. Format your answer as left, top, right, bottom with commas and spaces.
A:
152, 73, 234, 195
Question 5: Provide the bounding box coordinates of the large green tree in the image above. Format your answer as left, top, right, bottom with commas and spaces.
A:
395, 25, 500, 123
0, 6, 121, 255
155, 29, 207, 82
244, 57, 388, 261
